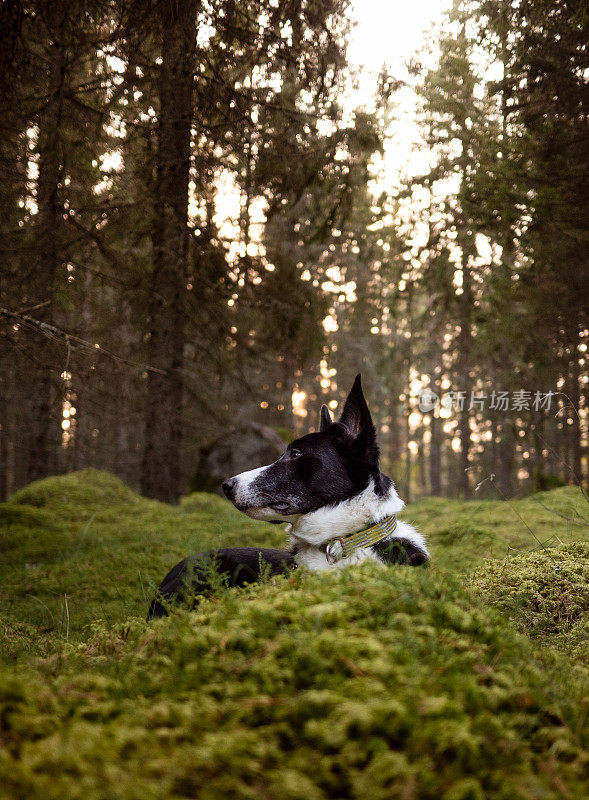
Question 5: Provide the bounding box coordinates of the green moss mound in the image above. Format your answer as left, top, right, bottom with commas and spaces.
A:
9, 468, 139, 509
0, 503, 58, 544
1, 565, 587, 799
0, 472, 286, 647
405, 486, 588, 568
470, 543, 589, 661
1, 472, 588, 798
437, 521, 495, 546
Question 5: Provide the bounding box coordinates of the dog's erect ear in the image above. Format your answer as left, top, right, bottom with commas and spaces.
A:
338, 374, 372, 439
337, 374, 379, 465
319, 404, 333, 432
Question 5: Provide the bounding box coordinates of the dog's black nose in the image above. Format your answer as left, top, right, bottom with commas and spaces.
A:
222, 477, 237, 500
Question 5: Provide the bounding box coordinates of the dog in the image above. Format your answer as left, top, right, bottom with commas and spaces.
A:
148, 374, 428, 618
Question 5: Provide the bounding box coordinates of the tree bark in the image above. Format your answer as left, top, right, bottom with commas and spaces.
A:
428, 352, 442, 495
532, 418, 544, 490
27, 5, 67, 482
417, 436, 426, 495
498, 418, 516, 496
429, 406, 442, 495
0, 368, 7, 500
567, 330, 583, 484
457, 264, 473, 498
388, 391, 401, 468
141, 0, 198, 502
404, 283, 413, 503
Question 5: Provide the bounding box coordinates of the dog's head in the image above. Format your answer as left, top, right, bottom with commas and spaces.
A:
222, 374, 389, 522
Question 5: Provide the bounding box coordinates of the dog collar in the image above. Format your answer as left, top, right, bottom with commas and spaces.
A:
324, 514, 398, 564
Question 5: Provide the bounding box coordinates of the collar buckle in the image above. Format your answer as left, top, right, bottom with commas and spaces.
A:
324, 514, 398, 565
325, 538, 344, 565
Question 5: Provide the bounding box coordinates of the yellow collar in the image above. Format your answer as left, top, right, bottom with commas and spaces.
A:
324, 514, 398, 564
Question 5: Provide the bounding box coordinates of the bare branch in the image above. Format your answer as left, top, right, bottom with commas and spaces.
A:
0, 307, 167, 375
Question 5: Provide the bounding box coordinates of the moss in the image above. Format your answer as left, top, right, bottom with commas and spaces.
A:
405, 486, 589, 569
9, 469, 139, 509
0, 565, 588, 798
437, 521, 495, 546
470, 543, 589, 661
0, 472, 588, 798
0, 473, 284, 651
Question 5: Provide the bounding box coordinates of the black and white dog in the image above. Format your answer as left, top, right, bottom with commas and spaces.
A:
148, 375, 428, 618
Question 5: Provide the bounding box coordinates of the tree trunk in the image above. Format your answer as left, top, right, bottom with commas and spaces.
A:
388, 391, 401, 468
457, 286, 472, 498
532, 418, 545, 490
404, 283, 413, 502
141, 0, 198, 502
417, 435, 427, 495
568, 332, 583, 484
428, 354, 442, 495
459, 400, 471, 497
27, 6, 67, 482
429, 408, 442, 495
404, 412, 412, 504
498, 418, 516, 496
114, 295, 141, 487
0, 367, 7, 500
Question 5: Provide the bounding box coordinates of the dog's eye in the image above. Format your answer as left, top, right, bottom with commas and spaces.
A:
289, 448, 302, 459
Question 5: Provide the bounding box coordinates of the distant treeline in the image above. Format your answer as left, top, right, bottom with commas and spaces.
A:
0, 0, 587, 502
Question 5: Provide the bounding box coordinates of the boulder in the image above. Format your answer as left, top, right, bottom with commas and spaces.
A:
190, 423, 288, 494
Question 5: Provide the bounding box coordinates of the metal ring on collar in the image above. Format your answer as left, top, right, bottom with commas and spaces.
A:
325, 538, 344, 564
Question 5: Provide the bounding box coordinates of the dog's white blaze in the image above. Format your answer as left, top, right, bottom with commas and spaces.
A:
232, 464, 270, 506
233, 464, 296, 522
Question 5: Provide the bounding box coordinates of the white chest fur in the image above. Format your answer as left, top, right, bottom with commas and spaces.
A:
292, 541, 381, 570
288, 480, 428, 569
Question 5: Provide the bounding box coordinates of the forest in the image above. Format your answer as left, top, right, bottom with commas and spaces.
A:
1, 4, 588, 797
1, 0, 588, 503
